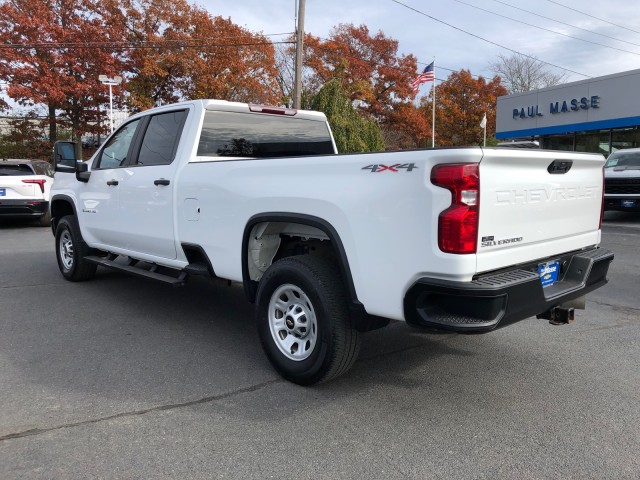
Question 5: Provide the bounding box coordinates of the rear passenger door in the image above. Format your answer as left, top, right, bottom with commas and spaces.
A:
116, 109, 188, 259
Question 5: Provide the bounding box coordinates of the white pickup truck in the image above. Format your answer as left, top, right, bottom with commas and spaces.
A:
50, 100, 613, 385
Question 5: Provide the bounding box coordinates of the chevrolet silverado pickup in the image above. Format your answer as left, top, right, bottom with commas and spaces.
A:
49, 100, 613, 384
604, 147, 640, 211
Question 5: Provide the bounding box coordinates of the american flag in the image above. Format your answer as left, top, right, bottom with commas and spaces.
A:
411, 62, 435, 92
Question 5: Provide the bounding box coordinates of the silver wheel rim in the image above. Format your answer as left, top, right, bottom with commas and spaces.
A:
268, 283, 318, 361
59, 230, 74, 271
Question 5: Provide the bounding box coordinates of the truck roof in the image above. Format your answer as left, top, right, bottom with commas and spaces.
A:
201, 99, 328, 122
151, 99, 328, 123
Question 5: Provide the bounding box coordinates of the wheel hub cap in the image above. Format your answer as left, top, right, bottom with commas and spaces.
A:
268, 284, 318, 361
59, 230, 74, 270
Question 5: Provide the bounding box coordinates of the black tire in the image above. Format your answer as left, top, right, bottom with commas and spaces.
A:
38, 209, 51, 227
256, 255, 360, 385
55, 215, 97, 281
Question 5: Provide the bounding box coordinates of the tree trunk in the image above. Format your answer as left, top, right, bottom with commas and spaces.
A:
48, 104, 57, 143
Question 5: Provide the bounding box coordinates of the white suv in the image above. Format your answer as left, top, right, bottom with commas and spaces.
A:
0, 159, 54, 226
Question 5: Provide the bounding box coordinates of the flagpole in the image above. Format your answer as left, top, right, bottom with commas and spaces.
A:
432, 59, 436, 148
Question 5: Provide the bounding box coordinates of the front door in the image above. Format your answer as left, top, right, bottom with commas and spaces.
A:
116, 109, 188, 260
79, 119, 142, 247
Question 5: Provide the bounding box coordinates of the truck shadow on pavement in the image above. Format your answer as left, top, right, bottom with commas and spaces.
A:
3, 264, 478, 406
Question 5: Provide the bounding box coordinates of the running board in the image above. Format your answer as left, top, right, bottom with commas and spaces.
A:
84, 256, 187, 287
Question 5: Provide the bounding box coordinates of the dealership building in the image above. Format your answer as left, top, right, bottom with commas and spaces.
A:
496, 68, 640, 154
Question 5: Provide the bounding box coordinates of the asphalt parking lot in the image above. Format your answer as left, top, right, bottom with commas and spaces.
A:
1, 212, 639, 479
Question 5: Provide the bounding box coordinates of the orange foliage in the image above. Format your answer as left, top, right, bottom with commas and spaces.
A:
303, 24, 417, 121
123, 0, 280, 110
0, 0, 125, 141
425, 70, 507, 146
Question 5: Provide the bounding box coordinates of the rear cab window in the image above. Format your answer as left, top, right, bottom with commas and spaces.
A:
135, 110, 188, 166
197, 111, 335, 159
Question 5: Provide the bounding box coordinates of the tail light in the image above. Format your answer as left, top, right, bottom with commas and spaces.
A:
22, 178, 46, 194
431, 163, 479, 254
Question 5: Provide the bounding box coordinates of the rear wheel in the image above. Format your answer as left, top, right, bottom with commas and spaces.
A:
38, 209, 51, 227
256, 255, 360, 385
55, 215, 97, 281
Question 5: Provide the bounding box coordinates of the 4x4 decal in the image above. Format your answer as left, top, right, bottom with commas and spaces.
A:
362, 163, 418, 173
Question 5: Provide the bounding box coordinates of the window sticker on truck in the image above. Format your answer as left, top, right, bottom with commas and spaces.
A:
480, 236, 523, 248
362, 163, 417, 173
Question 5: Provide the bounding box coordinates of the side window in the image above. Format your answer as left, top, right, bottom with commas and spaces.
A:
33, 161, 54, 176
137, 110, 187, 166
32, 162, 46, 175
96, 119, 141, 169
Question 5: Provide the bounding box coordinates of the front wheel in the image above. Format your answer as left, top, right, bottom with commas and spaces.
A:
256, 255, 360, 385
55, 215, 97, 281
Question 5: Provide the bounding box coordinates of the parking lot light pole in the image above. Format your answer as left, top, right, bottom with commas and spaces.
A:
98, 75, 123, 134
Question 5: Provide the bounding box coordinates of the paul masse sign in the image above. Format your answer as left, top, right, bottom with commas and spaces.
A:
496, 69, 640, 139
513, 96, 600, 119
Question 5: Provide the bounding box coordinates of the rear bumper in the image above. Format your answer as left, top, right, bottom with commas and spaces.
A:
0, 199, 49, 217
404, 247, 614, 332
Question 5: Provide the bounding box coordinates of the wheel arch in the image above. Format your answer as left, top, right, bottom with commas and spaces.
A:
242, 213, 360, 307
50, 194, 78, 235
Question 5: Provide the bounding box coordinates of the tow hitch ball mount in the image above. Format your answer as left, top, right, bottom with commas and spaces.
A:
537, 307, 575, 325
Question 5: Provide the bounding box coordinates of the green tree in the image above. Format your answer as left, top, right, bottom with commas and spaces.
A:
312, 80, 384, 153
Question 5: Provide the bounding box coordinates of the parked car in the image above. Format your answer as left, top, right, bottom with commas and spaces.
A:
604, 148, 640, 211
0, 159, 54, 226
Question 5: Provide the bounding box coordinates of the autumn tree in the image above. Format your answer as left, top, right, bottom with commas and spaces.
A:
303, 24, 417, 121
178, 11, 280, 104
382, 102, 432, 150
0, 0, 125, 143
490, 53, 567, 94
312, 79, 384, 153
274, 41, 315, 108
0, 110, 50, 159
425, 70, 507, 146
122, 0, 280, 110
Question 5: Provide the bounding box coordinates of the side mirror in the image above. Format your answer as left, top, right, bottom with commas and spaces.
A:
53, 141, 77, 172
76, 161, 91, 183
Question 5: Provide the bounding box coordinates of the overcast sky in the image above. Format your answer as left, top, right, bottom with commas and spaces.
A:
204, 0, 640, 86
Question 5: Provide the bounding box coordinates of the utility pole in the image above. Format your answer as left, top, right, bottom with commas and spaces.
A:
293, 0, 306, 109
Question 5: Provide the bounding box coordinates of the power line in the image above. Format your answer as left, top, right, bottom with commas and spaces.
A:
0, 40, 295, 50
491, 0, 640, 48
451, 0, 640, 56
545, 0, 640, 35
389, 0, 589, 77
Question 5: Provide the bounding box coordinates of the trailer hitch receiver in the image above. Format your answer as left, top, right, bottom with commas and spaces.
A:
537, 307, 575, 325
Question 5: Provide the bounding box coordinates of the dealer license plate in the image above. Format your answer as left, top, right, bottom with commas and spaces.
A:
538, 261, 560, 288
0, 188, 5, 196
621, 200, 637, 208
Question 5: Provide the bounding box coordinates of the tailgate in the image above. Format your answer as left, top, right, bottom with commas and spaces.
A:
0, 177, 36, 198
476, 148, 604, 273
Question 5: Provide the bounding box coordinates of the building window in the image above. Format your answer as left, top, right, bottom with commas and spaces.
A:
612, 127, 640, 152
542, 134, 574, 151
575, 130, 611, 155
